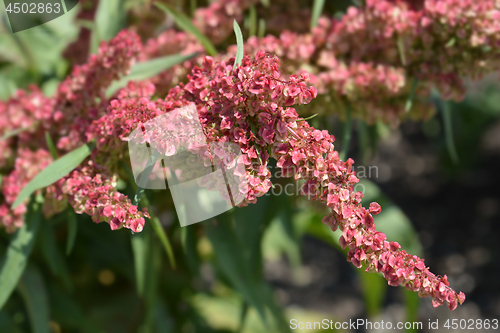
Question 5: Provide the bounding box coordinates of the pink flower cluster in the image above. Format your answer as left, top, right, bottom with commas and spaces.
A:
62, 163, 149, 233
181, 52, 317, 204
149, 52, 462, 310
1, 31, 149, 233
0, 149, 52, 232
0, 87, 54, 168
53, 30, 143, 152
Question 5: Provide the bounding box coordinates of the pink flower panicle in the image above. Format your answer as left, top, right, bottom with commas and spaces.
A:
53, 30, 143, 152
62, 163, 149, 233
0, 149, 52, 232
163, 52, 464, 310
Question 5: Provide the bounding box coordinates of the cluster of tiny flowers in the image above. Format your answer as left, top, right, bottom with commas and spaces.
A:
180, 52, 317, 204
53, 30, 143, 152
0, 87, 54, 168
320, 0, 500, 100
62, 163, 149, 233
0, 31, 148, 233
0, 149, 52, 232
149, 52, 462, 310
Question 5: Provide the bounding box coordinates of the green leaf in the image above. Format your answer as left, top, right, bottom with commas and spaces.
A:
66, 210, 78, 256
205, 214, 267, 323
431, 90, 459, 164
405, 79, 419, 112
311, 0, 325, 29
148, 204, 176, 269
45, 131, 59, 159
181, 225, 201, 275
258, 18, 266, 38
340, 102, 352, 161
234, 194, 281, 282
12, 141, 95, 209
106, 53, 198, 97
0, 196, 42, 309
131, 227, 149, 296
358, 268, 387, 317
233, 20, 244, 70
17, 264, 50, 333
91, 0, 127, 54
39, 220, 71, 288
155, 3, 217, 56
0, 74, 17, 100
249, 5, 257, 37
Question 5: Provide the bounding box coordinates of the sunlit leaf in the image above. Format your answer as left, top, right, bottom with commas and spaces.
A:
91, 0, 127, 54
45, 131, 59, 159
311, 0, 325, 29
0, 196, 42, 309
233, 20, 244, 69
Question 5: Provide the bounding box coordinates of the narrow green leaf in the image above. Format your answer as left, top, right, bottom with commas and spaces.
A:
131, 227, 149, 296
12, 141, 95, 209
181, 225, 201, 275
233, 20, 244, 70
17, 264, 50, 333
106, 53, 197, 97
155, 3, 217, 56
442, 100, 459, 164
431, 90, 459, 164
311, 0, 326, 29
258, 18, 266, 38
205, 214, 267, 323
405, 79, 419, 112
0, 196, 42, 309
39, 221, 71, 288
359, 269, 387, 317
357, 119, 370, 164
340, 103, 352, 161
296, 113, 318, 122
0, 75, 17, 101
403, 288, 421, 333
237, 301, 249, 333
45, 131, 59, 159
147, 202, 176, 269
66, 210, 77, 256
249, 5, 257, 37
234, 193, 281, 282
91, 0, 127, 54
397, 34, 407, 66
